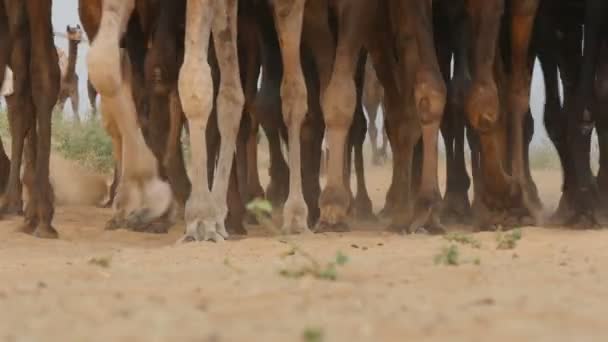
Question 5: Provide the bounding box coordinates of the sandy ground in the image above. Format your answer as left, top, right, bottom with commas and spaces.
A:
1, 153, 608, 342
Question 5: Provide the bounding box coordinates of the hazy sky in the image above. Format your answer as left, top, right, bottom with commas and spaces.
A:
52, 1, 552, 147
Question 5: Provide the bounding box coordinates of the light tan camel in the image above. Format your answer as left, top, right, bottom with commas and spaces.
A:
178, 0, 245, 242
87, 0, 173, 232
56, 25, 83, 123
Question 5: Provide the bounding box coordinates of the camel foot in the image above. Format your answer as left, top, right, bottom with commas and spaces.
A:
281, 197, 311, 235
319, 186, 350, 229
33, 224, 59, 239
266, 179, 289, 208
315, 220, 350, 233
226, 212, 247, 236
352, 195, 376, 222
475, 178, 541, 228
178, 219, 228, 243
378, 203, 396, 219
562, 209, 601, 230
389, 209, 446, 235
125, 210, 173, 234
440, 191, 472, 225
245, 212, 259, 225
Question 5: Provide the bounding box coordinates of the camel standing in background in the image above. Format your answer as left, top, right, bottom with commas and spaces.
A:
56, 25, 83, 123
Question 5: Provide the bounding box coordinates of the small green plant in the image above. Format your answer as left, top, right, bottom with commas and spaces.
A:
279, 251, 349, 281
88, 256, 111, 268
434, 244, 481, 266
247, 198, 349, 281
444, 232, 482, 249
496, 228, 522, 250
434, 244, 460, 266
302, 327, 324, 342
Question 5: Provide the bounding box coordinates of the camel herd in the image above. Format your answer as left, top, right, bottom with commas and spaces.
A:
0, 1, 606, 242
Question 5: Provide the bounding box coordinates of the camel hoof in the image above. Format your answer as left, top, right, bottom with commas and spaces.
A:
226, 214, 248, 236
179, 219, 229, 243
315, 220, 350, 233
386, 223, 408, 235
281, 199, 310, 235
33, 224, 59, 239
122, 207, 173, 234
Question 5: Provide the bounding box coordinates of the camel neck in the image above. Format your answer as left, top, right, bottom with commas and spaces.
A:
65, 40, 79, 80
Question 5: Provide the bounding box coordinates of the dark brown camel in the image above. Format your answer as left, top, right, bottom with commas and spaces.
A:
0, 0, 60, 238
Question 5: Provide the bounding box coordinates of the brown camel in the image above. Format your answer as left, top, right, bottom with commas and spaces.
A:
56, 25, 82, 123
0, 0, 60, 238
85, 0, 173, 233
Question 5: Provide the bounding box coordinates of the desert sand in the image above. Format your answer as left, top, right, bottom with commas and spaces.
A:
0, 153, 607, 342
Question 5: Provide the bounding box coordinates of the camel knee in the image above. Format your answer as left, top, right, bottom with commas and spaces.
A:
216, 84, 245, 136
415, 69, 446, 126
322, 77, 356, 129
281, 74, 308, 128
466, 80, 499, 133
179, 60, 213, 121
88, 1, 134, 95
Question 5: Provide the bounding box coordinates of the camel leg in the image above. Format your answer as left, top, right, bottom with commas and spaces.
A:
0, 138, 9, 194
225, 156, 247, 235
245, 120, 264, 201
178, 0, 243, 242
317, 1, 372, 231
209, 0, 245, 237
89, 0, 172, 233
352, 107, 374, 221
507, 0, 541, 224
1, 90, 31, 216
20, 128, 37, 234
0, 0, 9, 85
367, 2, 402, 220
71, 88, 81, 124
362, 57, 383, 166
88, 79, 98, 115
350, 54, 374, 221
465, 0, 512, 229
25, 0, 61, 239
406, 0, 447, 234
100, 98, 122, 210
164, 89, 191, 218
263, 125, 289, 208
270, 0, 311, 234
1, 7, 33, 217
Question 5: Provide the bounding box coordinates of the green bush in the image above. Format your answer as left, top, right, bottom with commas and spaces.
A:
52, 115, 114, 173
0, 111, 114, 173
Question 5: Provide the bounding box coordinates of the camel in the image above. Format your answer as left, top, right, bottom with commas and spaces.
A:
0, 0, 60, 238
85, 0, 174, 233
56, 25, 83, 123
